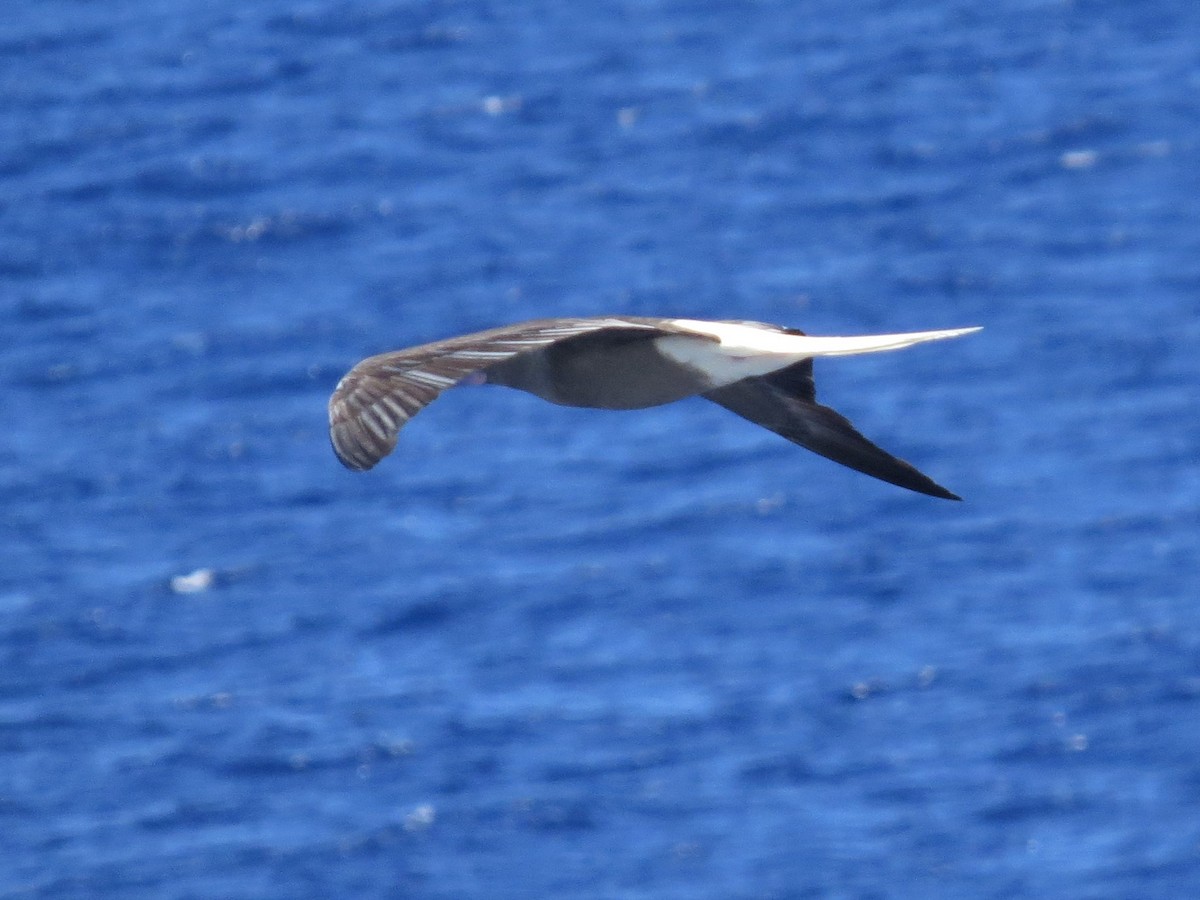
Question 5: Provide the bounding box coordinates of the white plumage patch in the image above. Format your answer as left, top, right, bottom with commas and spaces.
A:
655, 320, 981, 388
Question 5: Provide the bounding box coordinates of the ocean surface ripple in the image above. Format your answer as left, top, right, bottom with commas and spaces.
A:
3, 2, 1199, 897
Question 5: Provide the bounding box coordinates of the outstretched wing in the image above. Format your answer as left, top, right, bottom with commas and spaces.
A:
328, 317, 671, 471
703, 359, 960, 500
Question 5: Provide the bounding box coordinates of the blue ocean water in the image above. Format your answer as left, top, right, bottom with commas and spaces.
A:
3, 1, 1199, 896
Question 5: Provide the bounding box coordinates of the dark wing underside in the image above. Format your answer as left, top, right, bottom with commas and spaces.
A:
703, 359, 960, 500
328, 317, 684, 471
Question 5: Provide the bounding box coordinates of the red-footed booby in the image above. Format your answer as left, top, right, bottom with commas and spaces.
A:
329, 317, 980, 499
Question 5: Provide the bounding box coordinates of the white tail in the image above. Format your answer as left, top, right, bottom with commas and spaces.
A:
763, 325, 983, 358
658, 320, 981, 384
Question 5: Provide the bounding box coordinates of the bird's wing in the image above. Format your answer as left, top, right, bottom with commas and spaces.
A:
703, 359, 960, 500
328, 317, 685, 471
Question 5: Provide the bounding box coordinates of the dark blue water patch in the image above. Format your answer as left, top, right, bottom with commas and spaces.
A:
5, 0, 1200, 897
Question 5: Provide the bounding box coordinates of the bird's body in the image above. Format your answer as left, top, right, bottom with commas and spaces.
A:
329, 316, 980, 499
485, 321, 716, 408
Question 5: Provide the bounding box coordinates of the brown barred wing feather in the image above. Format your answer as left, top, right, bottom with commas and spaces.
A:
328, 317, 669, 471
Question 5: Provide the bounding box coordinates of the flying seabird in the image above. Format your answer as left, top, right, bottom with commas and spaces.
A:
328, 316, 980, 499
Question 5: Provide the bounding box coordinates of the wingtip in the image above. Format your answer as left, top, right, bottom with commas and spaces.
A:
329, 426, 380, 472
904, 476, 962, 501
